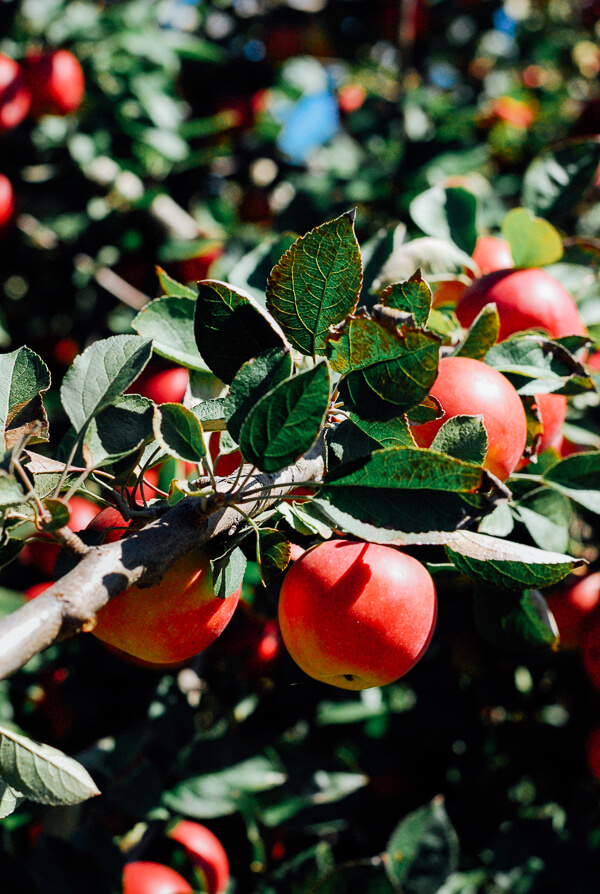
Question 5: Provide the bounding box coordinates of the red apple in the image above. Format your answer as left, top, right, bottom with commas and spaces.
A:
0, 53, 31, 132
456, 268, 586, 342
547, 572, 600, 650
278, 539, 437, 690
167, 821, 229, 894
129, 366, 189, 404
533, 392, 567, 455
585, 725, 600, 781
209, 431, 242, 478
123, 862, 192, 894
411, 356, 528, 481
471, 235, 514, 276
0, 173, 15, 231
90, 509, 241, 664
22, 49, 84, 117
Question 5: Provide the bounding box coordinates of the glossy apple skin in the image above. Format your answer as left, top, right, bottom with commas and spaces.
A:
456, 268, 586, 342
546, 572, 600, 650
0, 173, 15, 231
168, 821, 229, 894
534, 392, 567, 455
278, 540, 437, 690
130, 366, 189, 404
209, 431, 242, 477
92, 536, 241, 664
0, 53, 31, 131
123, 862, 192, 894
22, 49, 84, 116
471, 236, 514, 276
411, 356, 528, 481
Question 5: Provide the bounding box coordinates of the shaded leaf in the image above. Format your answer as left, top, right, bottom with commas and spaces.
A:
238, 362, 330, 473
60, 336, 152, 434
473, 586, 558, 650
132, 295, 208, 370
258, 528, 291, 580
542, 452, 600, 513
431, 415, 488, 466
224, 348, 293, 443
521, 137, 600, 223
83, 394, 154, 468
266, 211, 363, 356
514, 487, 571, 554
385, 796, 460, 894
410, 185, 478, 255
0, 723, 100, 806
153, 402, 206, 464
194, 280, 286, 384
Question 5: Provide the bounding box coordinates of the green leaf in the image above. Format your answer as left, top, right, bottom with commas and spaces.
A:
410, 185, 478, 255
454, 304, 500, 361
431, 415, 488, 465
189, 398, 226, 432
327, 419, 389, 467
522, 137, 600, 224
303, 511, 581, 589
132, 295, 209, 371
0, 468, 27, 509
162, 755, 287, 819
258, 528, 291, 581
0, 347, 51, 450
328, 317, 440, 417
224, 348, 293, 443
155, 264, 197, 299
210, 545, 247, 600
485, 335, 592, 396
0, 780, 25, 818
514, 487, 571, 554
60, 335, 153, 434
0, 723, 100, 806
501, 207, 563, 268
258, 771, 369, 830
153, 403, 206, 464
473, 587, 558, 650
238, 362, 330, 473
194, 280, 286, 384
542, 452, 600, 513
350, 414, 414, 448
385, 796, 460, 894
40, 497, 70, 532
83, 394, 154, 468
379, 272, 432, 328
266, 211, 363, 356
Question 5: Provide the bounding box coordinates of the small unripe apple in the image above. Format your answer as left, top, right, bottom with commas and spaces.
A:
411, 356, 528, 481
0, 53, 31, 132
90, 510, 241, 663
278, 539, 437, 690
123, 861, 192, 894
167, 821, 229, 894
22, 49, 84, 117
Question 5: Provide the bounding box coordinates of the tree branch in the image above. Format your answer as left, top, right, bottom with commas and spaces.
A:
0, 446, 326, 681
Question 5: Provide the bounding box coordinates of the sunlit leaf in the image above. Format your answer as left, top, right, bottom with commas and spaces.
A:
501, 207, 563, 268
132, 295, 209, 370
0, 347, 51, 450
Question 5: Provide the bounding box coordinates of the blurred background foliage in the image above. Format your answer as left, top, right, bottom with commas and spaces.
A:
4, 0, 600, 892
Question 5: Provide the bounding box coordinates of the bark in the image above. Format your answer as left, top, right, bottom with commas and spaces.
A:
0, 446, 326, 681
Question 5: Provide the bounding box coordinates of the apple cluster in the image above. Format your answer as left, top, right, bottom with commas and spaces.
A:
0, 48, 85, 236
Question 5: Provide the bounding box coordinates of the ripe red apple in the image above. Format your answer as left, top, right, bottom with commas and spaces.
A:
278, 539, 437, 690
456, 268, 586, 342
547, 572, 600, 650
209, 431, 242, 478
123, 862, 192, 894
23, 580, 54, 600
0, 173, 15, 231
581, 609, 600, 691
167, 821, 229, 894
585, 725, 600, 781
129, 366, 189, 404
22, 49, 84, 117
91, 510, 241, 663
471, 235, 514, 276
533, 392, 567, 455
0, 53, 31, 132
411, 356, 528, 481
